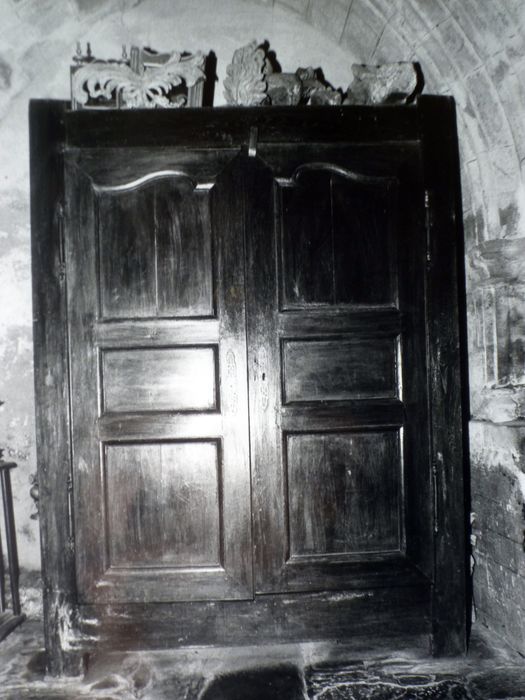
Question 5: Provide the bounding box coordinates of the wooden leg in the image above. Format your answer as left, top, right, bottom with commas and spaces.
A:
1, 465, 21, 615
0, 462, 25, 641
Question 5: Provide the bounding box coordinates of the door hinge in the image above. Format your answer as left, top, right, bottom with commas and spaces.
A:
424, 189, 433, 268
55, 201, 67, 283
66, 473, 75, 553
432, 459, 439, 534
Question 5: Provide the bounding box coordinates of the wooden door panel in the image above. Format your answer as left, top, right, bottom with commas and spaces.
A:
278, 166, 397, 308
331, 178, 395, 305
98, 185, 157, 317
155, 181, 213, 316
66, 150, 252, 604
286, 430, 401, 557
101, 346, 218, 413
97, 177, 214, 319
279, 169, 333, 305
105, 441, 221, 568
282, 337, 398, 403
247, 143, 428, 594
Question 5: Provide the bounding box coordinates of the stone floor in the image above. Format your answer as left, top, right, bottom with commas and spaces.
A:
0, 620, 525, 699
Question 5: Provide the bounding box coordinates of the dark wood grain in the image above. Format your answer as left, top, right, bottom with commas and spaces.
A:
98, 185, 157, 318
155, 181, 214, 317
247, 143, 416, 597
29, 100, 82, 676
419, 95, 468, 655
65, 104, 420, 149
258, 142, 419, 183
105, 443, 163, 567
79, 582, 430, 651
65, 158, 106, 600
105, 441, 221, 568
98, 412, 222, 441
278, 168, 396, 307
286, 431, 401, 557
243, 154, 288, 594
395, 149, 433, 581
101, 346, 218, 413
278, 308, 402, 337
64, 149, 252, 605
280, 400, 404, 432
283, 337, 397, 403
31, 99, 466, 671
97, 177, 214, 319
332, 178, 396, 305
279, 170, 333, 305
74, 147, 237, 188
95, 319, 220, 347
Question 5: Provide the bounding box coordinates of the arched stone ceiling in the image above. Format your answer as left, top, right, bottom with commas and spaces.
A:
244, 0, 525, 250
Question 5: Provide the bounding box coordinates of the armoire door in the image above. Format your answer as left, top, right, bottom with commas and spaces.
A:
64, 148, 253, 603
244, 142, 434, 594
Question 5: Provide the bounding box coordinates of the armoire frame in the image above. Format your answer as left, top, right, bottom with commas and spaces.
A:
30, 97, 468, 676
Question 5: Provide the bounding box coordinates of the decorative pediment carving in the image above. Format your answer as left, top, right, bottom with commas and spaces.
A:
223, 41, 342, 106
344, 62, 423, 105
223, 40, 268, 106
69, 41, 423, 110
71, 44, 206, 109
223, 41, 422, 107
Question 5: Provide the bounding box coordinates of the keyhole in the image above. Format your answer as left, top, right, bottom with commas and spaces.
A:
262, 373, 266, 381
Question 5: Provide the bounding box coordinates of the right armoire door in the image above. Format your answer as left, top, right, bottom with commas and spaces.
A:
241, 100, 467, 657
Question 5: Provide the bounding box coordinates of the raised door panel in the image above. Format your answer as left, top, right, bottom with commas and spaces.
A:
282, 337, 397, 403
101, 347, 218, 413
105, 441, 222, 568
65, 149, 252, 603
286, 431, 401, 558
98, 178, 213, 319
280, 167, 395, 307
245, 143, 431, 594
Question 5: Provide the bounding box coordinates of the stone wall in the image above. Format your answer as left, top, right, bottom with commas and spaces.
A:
1, 0, 525, 654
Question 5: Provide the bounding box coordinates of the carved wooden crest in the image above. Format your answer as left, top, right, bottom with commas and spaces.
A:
223, 41, 422, 107
71, 44, 206, 110
223, 41, 341, 106
69, 41, 423, 110
223, 40, 268, 106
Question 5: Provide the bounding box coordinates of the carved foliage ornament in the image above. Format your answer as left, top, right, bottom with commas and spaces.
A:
223, 41, 341, 107
223, 40, 268, 106
69, 41, 423, 109
223, 41, 422, 107
71, 44, 206, 109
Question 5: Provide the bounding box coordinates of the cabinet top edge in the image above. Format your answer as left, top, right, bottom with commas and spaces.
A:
28, 98, 456, 149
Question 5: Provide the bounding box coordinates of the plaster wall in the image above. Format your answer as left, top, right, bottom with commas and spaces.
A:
1, 0, 525, 654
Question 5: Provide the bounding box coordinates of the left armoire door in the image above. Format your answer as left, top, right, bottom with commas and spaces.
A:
64, 147, 253, 603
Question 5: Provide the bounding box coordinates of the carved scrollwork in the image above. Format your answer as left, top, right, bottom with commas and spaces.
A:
223, 40, 268, 106
71, 45, 206, 109
344, 62, 422, 105
223, 42, 342, 107
223, 42, 422, 107
69, 41, 423, 110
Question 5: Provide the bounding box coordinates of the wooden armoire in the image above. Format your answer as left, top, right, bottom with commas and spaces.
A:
30, 97, 467, 675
